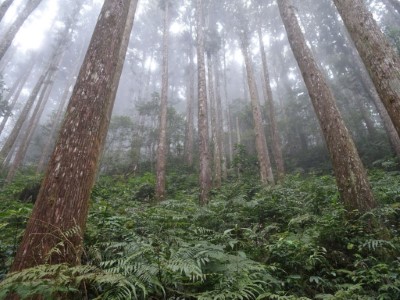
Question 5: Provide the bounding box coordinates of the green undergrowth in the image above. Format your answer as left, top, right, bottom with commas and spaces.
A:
0, 170, 399, 299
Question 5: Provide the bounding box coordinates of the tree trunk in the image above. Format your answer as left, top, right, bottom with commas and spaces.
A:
6, 79, 54, 182
196, 0, 211, 205
155, 2, 170, 201
349, 42, 400, 158
0, 0, 14, 23
236, 116, 241, 145
184, 47, 195, 167
36, 82, 71, 174
214, 57, 227, 179
9, 0, 137, 273
0, 61, 35, 136
36, 45, 86, 174
0, 69, 49, 165
0, 0, 43, 61
239, 31, 274, 185
278, 0, 376, 213
207, 53, 222, 187
257, 27, 285, 181
333, 0, 400, 137
222, 43, 233, 165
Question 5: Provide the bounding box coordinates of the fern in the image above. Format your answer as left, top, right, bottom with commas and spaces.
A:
0, 264, 133, 300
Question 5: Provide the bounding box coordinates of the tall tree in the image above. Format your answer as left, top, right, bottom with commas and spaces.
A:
214, 57, 227, 179
0, 0, 14, 23
184, 42, 195, 166
257, 27, 285, 180
196, 0, 212, 205
207, 52, 222, 187
10, 0, 138, 272
239, 29, 274, 185
155, 0, 171, 201
333, 0, 400, 137
278, 0, 376, 213
0, 0, 43, 61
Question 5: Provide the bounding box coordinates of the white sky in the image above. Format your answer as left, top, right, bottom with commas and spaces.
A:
2, 0, 60, 54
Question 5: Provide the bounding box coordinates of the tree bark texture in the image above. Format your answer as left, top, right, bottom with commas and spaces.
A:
156, 2, 170, 201
196, 0, 211, 205
257, 27, 285, 181
10, 0, 137, 273
0, 0, 43, 61
0, 0, 14, 23
278, 0, 377, 213
333, 0, 400, 137
207, 53, 222, 187
239, 32, 274, 185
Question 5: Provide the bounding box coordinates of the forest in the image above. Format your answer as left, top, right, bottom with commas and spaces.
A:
0, 0, 399, 299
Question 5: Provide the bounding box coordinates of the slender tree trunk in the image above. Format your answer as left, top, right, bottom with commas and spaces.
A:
207, 53, 222, 187
278, 0, 376, 213
0, 0, 14, 23
236, 116, 241, 145
9, 0, 137, 273
184, 49, 195, 166
196, 0, 211, 205
0, 69, 49, 165
214, 57, 227, 179
359, 101, 377, 137
155, 2, 170, 201
333, 0, 400, 137
0, 60, 36, 136
222, 44, 233, 165
257, 27, 285, 181
0, 0, 43, 61
6, 79, 54, 182
239, 31, 274, 185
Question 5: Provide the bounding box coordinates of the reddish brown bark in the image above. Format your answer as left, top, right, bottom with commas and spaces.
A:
196, 0, 212, 205
9, 0, 137, 273
156, 1, 170, 201
278, 0, 376, 213
333, 0, 400, 138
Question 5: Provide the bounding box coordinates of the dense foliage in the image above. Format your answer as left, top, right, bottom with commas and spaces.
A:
0, 165, 399, 299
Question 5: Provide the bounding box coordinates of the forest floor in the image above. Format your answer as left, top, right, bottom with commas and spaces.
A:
0, 168, 399, 299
